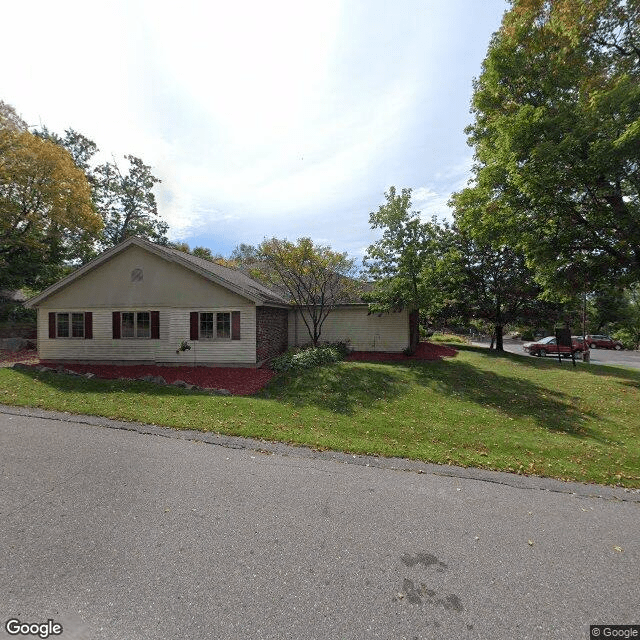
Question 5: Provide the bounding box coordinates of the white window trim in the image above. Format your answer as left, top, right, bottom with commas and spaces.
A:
56, 312, 84, 339
198, 310, 233, 341
121, 310, 152, 339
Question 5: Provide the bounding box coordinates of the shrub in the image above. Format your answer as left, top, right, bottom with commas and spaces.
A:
429, 333, 468, 345
271, 342, 350, 373
612, 329, 639, 351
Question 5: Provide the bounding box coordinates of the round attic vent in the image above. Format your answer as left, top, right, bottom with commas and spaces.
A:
131, 268, 143, 282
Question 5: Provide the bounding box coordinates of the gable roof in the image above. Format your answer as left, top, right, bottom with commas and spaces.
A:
25, 236, 291, 308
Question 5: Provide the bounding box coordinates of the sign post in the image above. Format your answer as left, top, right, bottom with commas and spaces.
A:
555, 326, 575, 367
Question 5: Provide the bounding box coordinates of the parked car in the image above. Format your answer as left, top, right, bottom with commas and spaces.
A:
523, 336, 584, 357
572, 336, 586, 349
585, 335, 623, 350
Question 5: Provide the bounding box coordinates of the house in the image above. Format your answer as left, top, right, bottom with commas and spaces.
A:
25, 237, 415, 366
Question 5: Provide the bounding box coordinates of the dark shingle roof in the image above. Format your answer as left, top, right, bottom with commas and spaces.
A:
161, 245, 289, 306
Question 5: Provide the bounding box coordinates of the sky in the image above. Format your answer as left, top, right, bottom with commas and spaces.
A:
4, 0, 508, 260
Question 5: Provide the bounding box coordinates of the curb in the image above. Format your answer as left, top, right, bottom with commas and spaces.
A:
1, 403, 638, 503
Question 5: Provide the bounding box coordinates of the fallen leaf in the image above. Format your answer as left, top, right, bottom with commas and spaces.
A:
527, 540, 534, 546
613, 546, 623, 553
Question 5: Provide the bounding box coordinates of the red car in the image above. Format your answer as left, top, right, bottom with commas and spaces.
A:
523, 336, 584, 357
585, 335, 623, 350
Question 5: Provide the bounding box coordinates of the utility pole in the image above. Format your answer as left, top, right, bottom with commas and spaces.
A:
582, 288, 590, 363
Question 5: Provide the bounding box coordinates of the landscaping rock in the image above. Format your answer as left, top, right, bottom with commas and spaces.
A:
151, 376, 167, 385
37, 366, 54, 373
1, 337, 30, 352
140, 374, 155, 382
83, 372, 96, 379
11, 362, 30, 370
172, 379, 188, 388
216, 388, 231, 396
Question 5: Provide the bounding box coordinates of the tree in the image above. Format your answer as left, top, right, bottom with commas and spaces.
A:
0, 102, 102, 289
423, 220, 561, 351
587, 285, 631, 332
94, 155, 168, 248
363, 187, 441, 313
35, 127, 98, 175
229, 243, 261, 268
169, 241, 232, 265
256, 237, 360, 346
36, 125, 168, 254
614, 285, 640, 349
464, 0, 640, 294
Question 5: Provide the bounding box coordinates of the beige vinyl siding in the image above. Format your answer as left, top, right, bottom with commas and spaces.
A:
288, 306, 409, 352
43, 244, 249, 309
182, 307, 256, 365
37, 306, 257, 365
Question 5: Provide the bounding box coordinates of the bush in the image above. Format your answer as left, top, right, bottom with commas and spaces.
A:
429, 333, 468, 345
612, 329, 639, 350
419, 326, 434, 339
271, 342, 350, 373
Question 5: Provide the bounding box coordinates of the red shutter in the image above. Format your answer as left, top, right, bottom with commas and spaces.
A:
84, 312, 93, 339
151, 311, 160, 339
112, 312, 121, 339
190, 312, 199, 340
231, 311, 241, 341
49, 312, 56, 339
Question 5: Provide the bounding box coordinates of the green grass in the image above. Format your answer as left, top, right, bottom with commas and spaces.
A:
1, 345, 639, 487
428, 332, 470, 344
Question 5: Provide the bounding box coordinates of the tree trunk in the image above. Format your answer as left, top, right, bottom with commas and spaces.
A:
409, 309, 419, 353
494, 324, 504, 351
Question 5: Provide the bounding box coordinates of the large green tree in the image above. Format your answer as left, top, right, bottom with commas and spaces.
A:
463, 0, 640, 294
363, 187, 441, 314
423, 218, 561, 351
0, 101, 102, 289
94, 155, 167, 248
36, 127, 168, 255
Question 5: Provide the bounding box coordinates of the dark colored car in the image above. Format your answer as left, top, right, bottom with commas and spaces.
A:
523, 336, 584, 357
585, 335, 623, 350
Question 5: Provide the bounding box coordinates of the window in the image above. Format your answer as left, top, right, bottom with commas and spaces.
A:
190, 311, 239, 340
122, 312, 135, 338
56, 313, 69, 338
137, 312, 150, 338
56, 312, 84, 338
122, 311, 151, 338
71, 313, 84, 337
200, 312, 214, 339
217, 312, 231, 339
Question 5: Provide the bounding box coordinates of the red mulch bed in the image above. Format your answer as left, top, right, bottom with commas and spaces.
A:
346, 341, 457, 362
5, 342, 456, 396
36, 362, 275, 396
0, 349, 40, 366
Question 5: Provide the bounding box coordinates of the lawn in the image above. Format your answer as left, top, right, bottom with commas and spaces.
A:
1, 345, 638, 487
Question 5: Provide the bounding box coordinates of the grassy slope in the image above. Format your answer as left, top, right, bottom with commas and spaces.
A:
1, 345, 638, 487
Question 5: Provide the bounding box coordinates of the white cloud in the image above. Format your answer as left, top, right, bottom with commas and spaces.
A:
3, 0, 508, 255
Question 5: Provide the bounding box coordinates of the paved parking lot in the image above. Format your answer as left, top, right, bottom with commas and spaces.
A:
473, 338, 640, 370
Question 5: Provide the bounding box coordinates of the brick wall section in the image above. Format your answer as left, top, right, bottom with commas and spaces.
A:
256, 306, 289, 363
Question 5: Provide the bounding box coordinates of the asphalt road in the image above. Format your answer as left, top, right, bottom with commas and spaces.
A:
474, 338, 640, 370
1, 407, 638, 640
